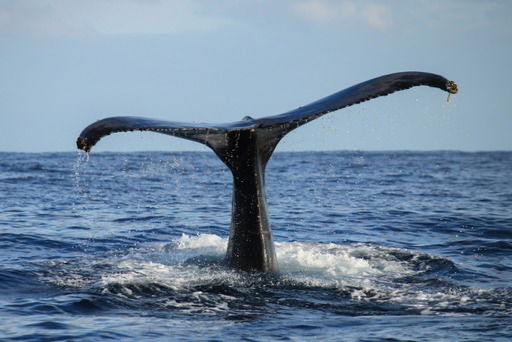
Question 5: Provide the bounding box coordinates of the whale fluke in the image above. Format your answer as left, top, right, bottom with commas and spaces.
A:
77, 72, 458, 272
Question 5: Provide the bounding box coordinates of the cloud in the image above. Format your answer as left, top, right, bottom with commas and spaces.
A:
292, 0, 511, 35
292, 0, 392, 31
293, 0, 356, 24
1, 0, 507, 39
0, 0, 226, 37
401, 0, 508, 32
362, 4, 391, 30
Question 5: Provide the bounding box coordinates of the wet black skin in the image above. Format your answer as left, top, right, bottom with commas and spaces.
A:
76, 72, 458, 272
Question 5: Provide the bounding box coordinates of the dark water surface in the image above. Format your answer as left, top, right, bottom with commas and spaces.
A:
1, 151, 511, 341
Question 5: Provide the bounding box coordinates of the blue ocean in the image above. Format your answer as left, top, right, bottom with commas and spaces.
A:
1, 151, 511, 341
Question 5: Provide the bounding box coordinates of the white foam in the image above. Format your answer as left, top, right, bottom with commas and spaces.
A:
92, 234, 413, 293
275, 241, 408, 278
174, 233, 226, 252
47, 233, 480, 314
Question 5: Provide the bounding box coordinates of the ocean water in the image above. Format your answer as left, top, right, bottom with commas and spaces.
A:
0, 151, 511, 341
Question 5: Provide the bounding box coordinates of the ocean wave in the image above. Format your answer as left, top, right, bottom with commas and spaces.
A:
35, 234, 512, 318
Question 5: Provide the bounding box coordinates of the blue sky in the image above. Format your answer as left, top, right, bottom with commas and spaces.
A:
0, 0, 511, 152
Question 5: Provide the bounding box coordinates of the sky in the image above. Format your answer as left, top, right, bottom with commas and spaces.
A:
0, 0, 511, 152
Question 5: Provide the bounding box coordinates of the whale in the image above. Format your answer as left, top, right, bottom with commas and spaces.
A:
76, 71, 458, 272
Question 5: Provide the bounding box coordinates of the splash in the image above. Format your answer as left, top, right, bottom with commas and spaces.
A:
42, 233, 511, 316
55, 234, 413, 292
72, 151, 88, 210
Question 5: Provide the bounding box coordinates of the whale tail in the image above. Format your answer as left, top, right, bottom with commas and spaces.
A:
77, 72, 457, 168
76, 71, 457, 272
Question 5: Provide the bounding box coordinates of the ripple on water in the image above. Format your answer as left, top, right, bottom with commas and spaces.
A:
30, 234, 511, 321
1, 151, 511, 341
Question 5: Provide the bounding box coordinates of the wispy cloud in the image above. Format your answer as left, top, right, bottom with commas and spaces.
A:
362, 4, 391, 31
0, 0, 225, 37
293, 0, 356, 24
1, 0, 508, 38
292, 0, 392, 31
401, 0, 509, 32
292, 0, 510, 34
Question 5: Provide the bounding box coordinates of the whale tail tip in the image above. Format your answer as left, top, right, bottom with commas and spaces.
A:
447, 80, 458, 94
76, 137, 90, 152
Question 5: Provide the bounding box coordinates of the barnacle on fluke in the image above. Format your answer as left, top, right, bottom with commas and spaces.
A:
76, 137, 90, 152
